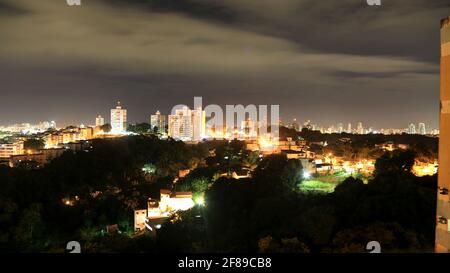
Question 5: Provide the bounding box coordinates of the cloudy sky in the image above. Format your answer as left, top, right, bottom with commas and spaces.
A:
0, 0, 449, 129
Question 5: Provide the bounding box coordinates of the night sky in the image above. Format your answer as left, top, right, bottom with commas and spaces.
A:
0, 0, 449, 129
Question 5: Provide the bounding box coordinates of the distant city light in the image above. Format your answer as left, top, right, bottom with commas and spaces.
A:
142, 163, 157, 175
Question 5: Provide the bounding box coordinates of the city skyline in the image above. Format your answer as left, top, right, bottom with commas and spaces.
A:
1, 1, 450, 129
0, 99, 441, 133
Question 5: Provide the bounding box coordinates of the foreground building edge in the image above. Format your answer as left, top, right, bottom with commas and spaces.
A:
436, 16, 450, 253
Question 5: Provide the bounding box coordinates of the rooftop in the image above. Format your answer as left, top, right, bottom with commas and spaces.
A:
173, 192, 193, 198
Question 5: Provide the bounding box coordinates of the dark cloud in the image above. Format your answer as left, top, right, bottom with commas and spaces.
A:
104, 0, 237, 23
103, 0, 450, 63
0, 0, 28, 15
219, 0, 450, 63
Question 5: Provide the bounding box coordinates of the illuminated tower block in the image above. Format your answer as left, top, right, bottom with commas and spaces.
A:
436, 16, 450, 253
110, 101, 127, 134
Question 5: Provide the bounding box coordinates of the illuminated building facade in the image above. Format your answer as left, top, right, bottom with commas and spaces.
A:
357, 122, 364, 134
110, 101, 127, 134
168, 106, 205, 141
9, 148, 65, 168
0, 141, 24, 158
337, 123, 344, 134
150, 111, 167, 134
418, 123, 426, 135
408, 123, 417, 134
45, 127, 94, 148
0, 121, 56, 134
241, 118, 257, 139
436, 16, 450, 253
134, 189, 195, 232
95, 115, 104, 127
168, 107, 193, 140
192, 107, 206, 141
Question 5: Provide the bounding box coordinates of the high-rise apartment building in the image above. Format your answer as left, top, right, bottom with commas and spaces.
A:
418, 123, 426, 135
292, 119, 300, 131
168, 107, 193, 141
0, 141, 24, 158
241, 118, 257, 139
150, 111, 167, 134
303, 120, 312, 130
110, 101, 127, 134
436, 16, 450, 253
192, 107, 206, 141
357, 122, 364, 134
96, 115, 105, 127
168, 106, 205, 141
337, 123, 344, 134
408, 123, 416, 134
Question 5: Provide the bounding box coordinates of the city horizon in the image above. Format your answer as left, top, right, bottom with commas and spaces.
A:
0, 100, 441, 133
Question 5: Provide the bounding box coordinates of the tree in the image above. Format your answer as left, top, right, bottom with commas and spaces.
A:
0, 199, 17, 251
280, 159, 303, 191
14, 203, 46, 251
253, 154, 303, 196
100, 124, 112, 133
331, 223, 422, 253
142, 163, 157, 175
127, 123, 151, 134
258, 235, 310, 253
24, 138, 45, 151
374, 150, 415, 177
157, 207, 207, 252
242, 151, 260, 169
294, 206, 336, 247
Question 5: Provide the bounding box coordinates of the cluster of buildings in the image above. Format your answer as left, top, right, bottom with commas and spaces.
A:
0, 102, 129, 167
151, 106, 272, 142
0, 135, 91, 168
134, 189, 196, 234
407, 122, 435, 135
101, 102, 207, 142
283, 119, 438, 136
8, 148, 68, 169
0, 121, 57, 134
0, 140, 24, 159
244, 137, 312, 158
167, 106, 206, 141
45, 126, 95, 148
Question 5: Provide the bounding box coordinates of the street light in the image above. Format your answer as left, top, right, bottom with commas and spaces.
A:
195, 196, 205, 206
303, 171, 311, 179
